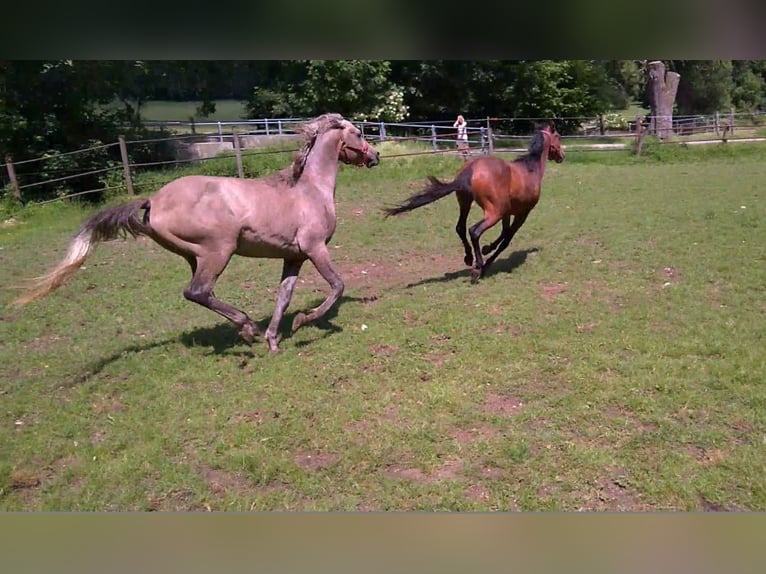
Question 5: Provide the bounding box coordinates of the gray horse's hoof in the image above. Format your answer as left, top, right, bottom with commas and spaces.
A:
292, 312, 308, 333
266, 333, 282, 353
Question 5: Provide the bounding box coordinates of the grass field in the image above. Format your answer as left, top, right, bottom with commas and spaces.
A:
1, 141, 764, 511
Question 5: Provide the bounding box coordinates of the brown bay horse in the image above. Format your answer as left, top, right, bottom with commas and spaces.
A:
384, 121, 564, 281
14, 113, 380, 352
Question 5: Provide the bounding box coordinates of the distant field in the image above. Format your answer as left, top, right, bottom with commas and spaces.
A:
1, 141, 764, 511
136, 100, 249, 122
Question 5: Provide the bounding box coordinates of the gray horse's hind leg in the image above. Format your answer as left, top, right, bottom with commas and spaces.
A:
291, 244, 344, 333
183, 253, 262, 344
264, 259, 304, 352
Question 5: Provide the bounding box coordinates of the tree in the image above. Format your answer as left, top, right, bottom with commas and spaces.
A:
672, 60, 733, 115
247, 60, 409, 122
646, 60, 680, 139
731, 60, 766, 112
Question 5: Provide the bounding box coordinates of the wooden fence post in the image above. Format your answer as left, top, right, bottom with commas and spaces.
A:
118, 135, 134, 196
233, 129, 244, 178
635, 115, 647, 156
431, 125, 438, 152
487, 123, 494, 154
730, 107, 735, 135
715, 111, 720, 137
599, 114, 605, 135
5, 155, 22, 203
379, 122, 386, 141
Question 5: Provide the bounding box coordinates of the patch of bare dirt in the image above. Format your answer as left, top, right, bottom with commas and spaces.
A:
369, 343, 399, 357
697, 494, 746, 512
483, 393, 524, 417
604, 405, 658, 434
384, 458, 465, 484
293, 451, 340, 472
23, 334, 69, 352
479, 466, 505, 479
9, 468, 42, 490
687, 446, 726, 466
576, 236, 605, 249
449, 423, 501, 446
576, 322, 599, 333
197, 465, 255, 497
465, 483, 490, 502
540, 282, 568, 301
90, 397, 126, 415
585, 474, 641, 511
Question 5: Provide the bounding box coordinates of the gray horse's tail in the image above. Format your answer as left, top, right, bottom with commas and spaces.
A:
12, 200, 150, 306
383, 175, 466, 217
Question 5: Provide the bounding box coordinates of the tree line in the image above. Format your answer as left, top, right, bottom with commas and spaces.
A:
2, 60, 764, 203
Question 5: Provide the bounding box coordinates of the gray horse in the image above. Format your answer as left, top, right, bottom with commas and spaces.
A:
14, 113, 380, 352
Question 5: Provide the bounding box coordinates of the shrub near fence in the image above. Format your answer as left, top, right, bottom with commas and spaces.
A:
3, 111, 766, 206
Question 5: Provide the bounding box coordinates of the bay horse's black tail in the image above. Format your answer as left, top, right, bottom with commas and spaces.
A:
12, 199, 150, 306
384, 175, 467, 217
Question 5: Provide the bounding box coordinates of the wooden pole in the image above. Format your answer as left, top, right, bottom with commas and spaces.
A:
730, 107, 735, 135
233, 129, 244, 178
5, 155, 21, 203
635, 115, 647, 156
487, 123, 494, 154
118, 135, 134, 196
431, 125, 437, 152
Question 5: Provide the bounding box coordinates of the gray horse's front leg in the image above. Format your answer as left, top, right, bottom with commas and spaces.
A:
292, 244, 344, 333
264, 259, 304, 352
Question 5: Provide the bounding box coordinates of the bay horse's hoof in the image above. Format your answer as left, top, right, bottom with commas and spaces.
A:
292, 312, 308, 333
470, 267, 482, 283
464, 255, 473, 267
238, 321, 260, 344
481, 245, 493, 256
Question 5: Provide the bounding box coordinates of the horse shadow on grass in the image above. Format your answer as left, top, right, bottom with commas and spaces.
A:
71, 295, 366, 384
405, 247, 540, 289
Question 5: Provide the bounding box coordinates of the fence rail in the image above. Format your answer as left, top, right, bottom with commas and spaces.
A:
4, 110, 766, 205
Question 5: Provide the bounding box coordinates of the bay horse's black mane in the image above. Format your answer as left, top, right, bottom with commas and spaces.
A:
513, 122, 553, 171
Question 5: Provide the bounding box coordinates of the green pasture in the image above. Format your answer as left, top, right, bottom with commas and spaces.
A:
1, 141, 764, 511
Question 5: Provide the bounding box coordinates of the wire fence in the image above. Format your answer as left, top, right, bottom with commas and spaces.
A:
3, 110, 766, 206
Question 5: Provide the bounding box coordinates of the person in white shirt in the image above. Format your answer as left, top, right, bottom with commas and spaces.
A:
453, 114, 469, 160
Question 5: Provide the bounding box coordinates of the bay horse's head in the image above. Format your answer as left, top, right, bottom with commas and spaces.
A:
542, 122, 565, 163
336, 117, 380, 168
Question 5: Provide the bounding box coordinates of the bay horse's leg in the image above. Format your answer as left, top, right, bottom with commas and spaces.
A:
481, 215, 511, 256
291, 244, 344, 333
263, 259, 304, 353
183, 252, 261, 344
455, 190, 474, 266
468, 212, 502, 282
483, 210, 531, 272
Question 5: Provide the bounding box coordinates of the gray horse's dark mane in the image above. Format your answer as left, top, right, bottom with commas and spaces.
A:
268, 113, 346, 187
